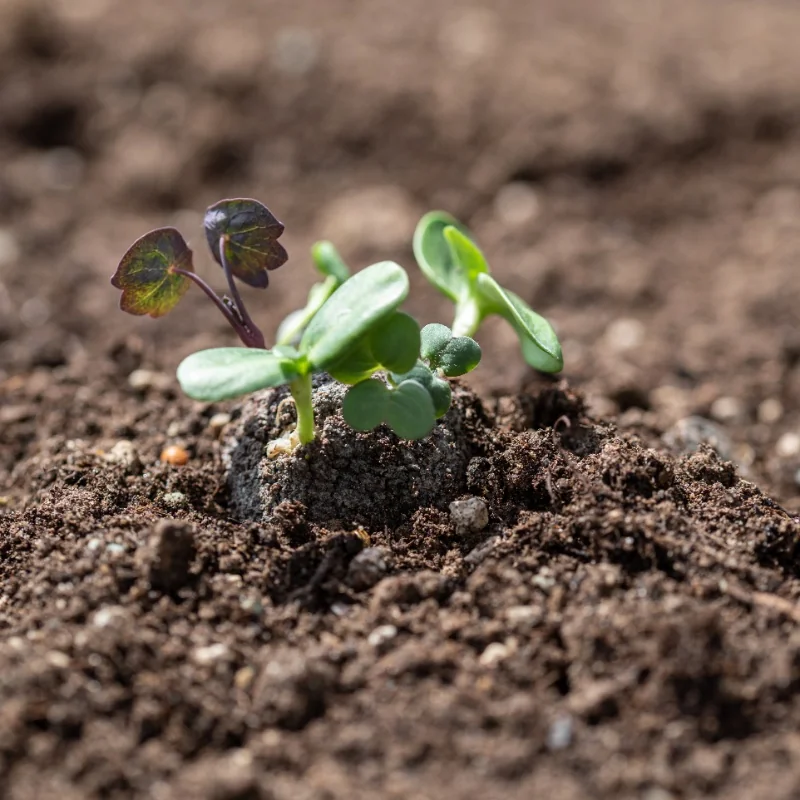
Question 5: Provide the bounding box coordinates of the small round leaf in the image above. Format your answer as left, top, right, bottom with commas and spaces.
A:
204, 198, 288, 288
342, 379, 388, 432
302, 261, 409, 369
385, 380, 436, 440
392, 361, 452, 418
111, 227, 194, 318
369, 312, 421, 374
420, 323, 481, 377
176, 347, 299, 402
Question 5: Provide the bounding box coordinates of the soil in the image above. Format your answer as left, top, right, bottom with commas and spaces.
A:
4, 0, 800, 797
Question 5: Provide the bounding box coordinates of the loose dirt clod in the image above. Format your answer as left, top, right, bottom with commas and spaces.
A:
143, 519, 197, 592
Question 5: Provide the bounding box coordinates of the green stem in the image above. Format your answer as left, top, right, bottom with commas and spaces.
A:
289, 373, 315, 444
451, 299, 482, 338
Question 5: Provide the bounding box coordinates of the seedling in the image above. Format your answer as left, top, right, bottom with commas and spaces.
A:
413, 211, 563, 373
112, 198, 562, 450
111, 198, 288, 349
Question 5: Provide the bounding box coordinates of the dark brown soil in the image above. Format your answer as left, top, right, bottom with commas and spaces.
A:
4, 1, 800, 797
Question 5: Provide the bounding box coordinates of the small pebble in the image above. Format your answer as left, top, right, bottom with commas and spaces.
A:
161, 491, 187, 510
103, 440, 141, 471
272, 27, 321, 75
346, 547, 388, 591
192, 643, 231, 665
546, 714, 574, 751
209, 412, 232, 432
449, 497, 489, 534
505, 605, 542, 627
493, 182, 541, 227
234, 666, 256, 690
479, 641, 510, 667
106, 542, 125, 555
92, 606, 129, 628
758, 398, 784, 425
710, 396, 743, 423
146, 520, 196, 592
603, 318, 644, 352
367, 624, 398, 649
45, 651, 71, 669
166, 421, 182, 438
662, 416, 733, 460
777, 432, 800, 458
161, 445, 189, 466
128, 369, 171, 391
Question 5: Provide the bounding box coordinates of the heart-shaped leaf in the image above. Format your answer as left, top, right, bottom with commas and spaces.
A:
342, 378, 436, 440
391, 360, 452, 418
420, 323, 481, 377
111, 227, 194, 318
475, 274, 563, 372
204, 198, 288, 288
176, 347, 299, 401
301, 261, 409, 370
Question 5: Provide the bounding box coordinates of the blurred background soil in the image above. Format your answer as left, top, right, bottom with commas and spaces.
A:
4, 1, 800, 797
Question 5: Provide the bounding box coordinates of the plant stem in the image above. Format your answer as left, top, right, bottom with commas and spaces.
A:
289, 373, 315, 444
219, 236, 266, 349
173, 268, 262, 347
451, 299, 482, 338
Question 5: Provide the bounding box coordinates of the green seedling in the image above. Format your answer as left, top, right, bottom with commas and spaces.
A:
111, 198, 288, 348
413, 211, 563, 373
113, 199, 563, 451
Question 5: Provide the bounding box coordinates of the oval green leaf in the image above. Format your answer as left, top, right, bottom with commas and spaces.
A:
301, 261, 409, 369
369, 311, 421, 375
475, 274, 563, 373
386, 380, 436, 440
312, 241, 351, 284
111, 227, 194, 318
342, 378, 388, 432
204, 198, 288, 288
413, 211, 475, 302
420, 323, 481, 377
391, 360, 452, 418
176, 347, 299, 402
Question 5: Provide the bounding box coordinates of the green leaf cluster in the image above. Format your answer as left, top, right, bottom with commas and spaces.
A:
413, 212, 563, 373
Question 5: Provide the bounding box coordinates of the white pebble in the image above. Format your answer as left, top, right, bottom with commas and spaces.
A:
45, 651, 71, 669
479, 642, 510, 667
493, 182, 541, 227
710, 396, 743, 423
505, 605, 541, 627
92, 606, 129, 628
758, 398, 783, 425
128, 369, 171, 391
603, 318, 644, 352
546, 714, 574, 751
777, 432, 800, 458
367, 624, 398, 648
103, 440, 140, 469
192, 643, 231, 665
209, 412, 232, 431
449, 497, 489, 534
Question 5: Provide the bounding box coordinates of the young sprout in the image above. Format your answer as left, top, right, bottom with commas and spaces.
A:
111, 198, 288, 349
413, 212, 563, 373
275, 241, 351, 346
112, 198, 565, 451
